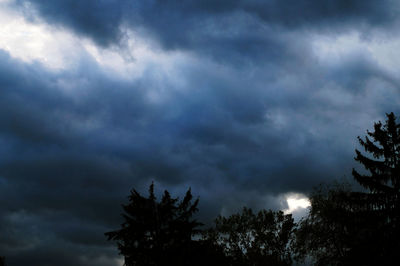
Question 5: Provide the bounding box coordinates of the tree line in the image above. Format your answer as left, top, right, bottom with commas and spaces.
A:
106, 113, 400, 266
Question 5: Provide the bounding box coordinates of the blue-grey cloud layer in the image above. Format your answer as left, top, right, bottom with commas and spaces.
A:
2, 1, 400, 265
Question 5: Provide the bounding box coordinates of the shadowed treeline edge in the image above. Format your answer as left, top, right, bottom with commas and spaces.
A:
105, 113, 400, 266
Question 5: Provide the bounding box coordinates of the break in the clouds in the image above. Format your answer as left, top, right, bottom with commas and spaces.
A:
1, 1, 400, 265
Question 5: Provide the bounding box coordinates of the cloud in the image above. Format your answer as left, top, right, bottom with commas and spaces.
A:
2, 1, 400, 265
11, 0, 399, 56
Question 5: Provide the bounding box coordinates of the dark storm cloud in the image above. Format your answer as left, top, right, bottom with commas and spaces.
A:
2, 38, 400, 264
14, 0, 126, 46
1, 45, 398, 264
0, 49, 181, 264
12, 0, 398, 60
2, 0, 400, 265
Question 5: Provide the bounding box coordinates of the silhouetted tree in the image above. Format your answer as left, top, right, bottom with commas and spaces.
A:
295, 113, 400, 265
351, 112, 400, 264
105, 183, 203, 266
293, 182, 363, 265
353, 112, 400, 194
204, 207, 295, 266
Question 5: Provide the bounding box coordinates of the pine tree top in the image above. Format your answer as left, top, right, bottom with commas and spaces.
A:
353, 112, 400, 193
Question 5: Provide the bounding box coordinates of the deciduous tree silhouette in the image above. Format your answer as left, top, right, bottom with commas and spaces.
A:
204, 207, 295, 266
105, 182, 203, 266
293, 182, 361, 265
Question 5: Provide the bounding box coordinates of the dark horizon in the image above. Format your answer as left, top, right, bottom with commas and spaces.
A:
1, 0, 400, 265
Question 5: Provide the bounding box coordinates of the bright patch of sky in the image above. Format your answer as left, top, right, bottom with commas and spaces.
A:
0, 3, 78, 69
284, 193, 311, 215
0, 2, 189, 81
311, 32, 400, 77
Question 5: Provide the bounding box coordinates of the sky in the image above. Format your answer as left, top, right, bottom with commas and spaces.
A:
1, 0, 400, 265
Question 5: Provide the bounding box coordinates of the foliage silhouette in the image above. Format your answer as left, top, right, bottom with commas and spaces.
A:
106, 113, 400, 266
353, 112, 400, 193
351, 112, 400, 264
294, 182, 363, 265
105, 182, 205, 266
203, 207, 295, 266
106, 184, 297, 265
295, 112, 400, 265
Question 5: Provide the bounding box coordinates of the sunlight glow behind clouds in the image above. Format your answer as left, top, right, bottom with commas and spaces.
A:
0, 3, 186, 80
0, 4, 77, 69
284, 194, 311, 215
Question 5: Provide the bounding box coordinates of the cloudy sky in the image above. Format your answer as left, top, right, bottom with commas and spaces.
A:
1, 0, 400, 265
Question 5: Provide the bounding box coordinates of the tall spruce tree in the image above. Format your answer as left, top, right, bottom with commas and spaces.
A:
294, 113, 400, 265
350, 112, 400, 264
353, 112, 400, 196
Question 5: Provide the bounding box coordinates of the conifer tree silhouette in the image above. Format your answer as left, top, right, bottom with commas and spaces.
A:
105, 182, 203, 266
353, 112, 400, 195
295, 113, 400, 265
351, 112, 400, 264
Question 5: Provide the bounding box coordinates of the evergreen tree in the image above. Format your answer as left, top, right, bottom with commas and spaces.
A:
105, 183, 203, 266
353, 112, 400, 198
295, 113, 400, 265
351, 112, 400, 263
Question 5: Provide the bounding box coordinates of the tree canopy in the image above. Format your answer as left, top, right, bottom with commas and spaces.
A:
203, 207, 295, 266
106, 184, 296, 266
106, 112, 400, 266
295, 112, 400, 265
353, 112, 400, 195
105, 183, 202, 266
352, 112, 400, 263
